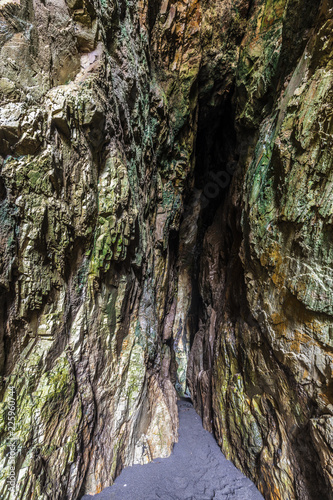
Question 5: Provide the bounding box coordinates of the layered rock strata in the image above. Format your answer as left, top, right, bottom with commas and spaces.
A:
0, 0, 332, 499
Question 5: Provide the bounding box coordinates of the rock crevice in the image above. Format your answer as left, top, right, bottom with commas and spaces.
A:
0, 0, 332, 499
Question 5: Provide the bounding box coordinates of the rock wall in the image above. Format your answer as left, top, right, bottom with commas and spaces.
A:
188, 1, 333, 499
0, 0, 332, 499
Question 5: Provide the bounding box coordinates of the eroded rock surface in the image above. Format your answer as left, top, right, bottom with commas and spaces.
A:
188, 2, 333, 500
0, 0, 332, 499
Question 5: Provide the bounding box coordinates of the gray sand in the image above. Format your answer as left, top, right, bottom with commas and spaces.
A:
82, 401, 264, 500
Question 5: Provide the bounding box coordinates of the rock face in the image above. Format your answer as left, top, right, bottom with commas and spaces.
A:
0, 0, 332, 499
188, 1, 333, 499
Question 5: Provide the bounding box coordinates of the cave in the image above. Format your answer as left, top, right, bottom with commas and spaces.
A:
0, 0, 332, 499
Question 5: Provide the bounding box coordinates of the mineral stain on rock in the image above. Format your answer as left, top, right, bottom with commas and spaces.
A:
0, 0, 332, 499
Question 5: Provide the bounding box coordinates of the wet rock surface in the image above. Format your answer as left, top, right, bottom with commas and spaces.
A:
82, 401, 264, 500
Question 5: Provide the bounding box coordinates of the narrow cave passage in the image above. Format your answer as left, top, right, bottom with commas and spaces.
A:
80, 88, 263, 500
193, 92, 239, 231
1, 0, 331, 497
188, 91, 240, 344
169, 90, 242, 410
82, 400, 264, 500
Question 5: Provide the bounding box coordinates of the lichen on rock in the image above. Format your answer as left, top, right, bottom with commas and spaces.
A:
0, 0, 332, 499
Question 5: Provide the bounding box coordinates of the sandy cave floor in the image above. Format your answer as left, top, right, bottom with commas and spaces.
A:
82, 401, 264, 500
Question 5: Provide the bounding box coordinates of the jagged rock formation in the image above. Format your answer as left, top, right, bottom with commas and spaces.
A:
188, 1, 333, 499
0, 0, 332, 499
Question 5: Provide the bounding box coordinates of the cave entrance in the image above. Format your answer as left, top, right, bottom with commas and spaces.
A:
189, 88, 239, 344
170, 89, 240, 400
